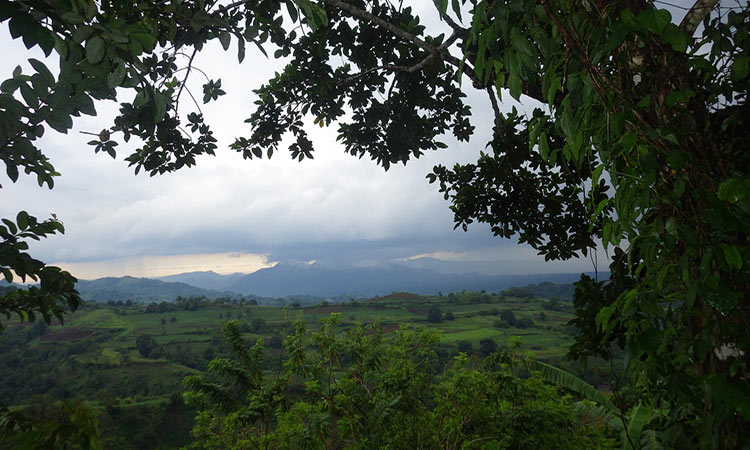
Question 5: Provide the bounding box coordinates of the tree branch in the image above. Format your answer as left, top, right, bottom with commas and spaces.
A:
431, 0, 469, 38
680, 0, 720, 35
175, 48, 198, 113
321, 0, 433, 52
486, 86, 501, 126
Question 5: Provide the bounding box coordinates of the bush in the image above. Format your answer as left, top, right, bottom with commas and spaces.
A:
500, 310, 517, 326
479, 338, 498, 356
516, 318, 535, 329
135, 335, 157, 358
427, 307, 443, 323
457, 340, 473, 353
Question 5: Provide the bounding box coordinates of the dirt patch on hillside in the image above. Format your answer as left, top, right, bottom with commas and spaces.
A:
381, 323, 400, 333
40, 328, 92, 342
407, 308, 428, 315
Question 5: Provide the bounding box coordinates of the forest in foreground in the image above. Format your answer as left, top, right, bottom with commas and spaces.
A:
2, 0, 748, 447
1, 287, 625, 449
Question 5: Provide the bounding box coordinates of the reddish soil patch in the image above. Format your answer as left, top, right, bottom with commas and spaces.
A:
549, 316, 571, 323
375, 292, 425, 302
305, 306, 346, 314
381, 323, 399, 333
40, 327, 92, 342
407, 308, 428, 315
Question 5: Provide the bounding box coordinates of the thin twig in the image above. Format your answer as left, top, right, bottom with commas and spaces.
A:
175, 48, 198, 113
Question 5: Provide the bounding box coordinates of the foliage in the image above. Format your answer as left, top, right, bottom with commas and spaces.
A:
426, 305, 443, 322
184, 317, 614, 449
532, 360, 665, 450
3, 0, 749, 446
0, 212, 81, 331
0, 401, 101, 450
478, 337, 498, 356
136, 334, 157, 358
500, 309, 517, 325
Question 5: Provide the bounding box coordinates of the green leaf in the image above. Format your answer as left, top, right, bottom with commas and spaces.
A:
666, 89, 695, 108
539, 131, 550, 162
20, 83, 39, 109
721, 245, 742, 270
717, 177, 750, 203
625, 403, 650, 449
107, 62, 127, 88
2, 218, 17, 235
531, 361, 617, 412
237, 37, 246, 63
451, 0, 463, 22
437, 0, 448, 15
45, 110, 73, 133
286, 0, 299, 22
639, 9, 671, 34
593, 199, 608, 218
154, 92, 168, 123
592, 164, 604, 185
511, 33, 536, 57
85, 35, 106, 64
662, 23, 688, 53
28, 59, 55, 87
732, 56, 749, 80
666, 150, 686, 171
218, 32, 231, 51
132, 33, 157, 53
16, 211, 29, 230
509, 71, 521, 100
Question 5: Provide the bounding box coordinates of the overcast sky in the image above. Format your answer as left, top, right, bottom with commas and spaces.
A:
0, 1, 625, 279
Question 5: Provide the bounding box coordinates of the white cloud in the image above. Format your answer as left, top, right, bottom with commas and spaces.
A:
1, 13, 594, 279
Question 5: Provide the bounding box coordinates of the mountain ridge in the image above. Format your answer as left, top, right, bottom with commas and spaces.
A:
224, 262, 602, 297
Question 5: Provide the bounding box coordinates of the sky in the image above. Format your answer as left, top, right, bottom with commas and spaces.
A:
0, 1, 630, 280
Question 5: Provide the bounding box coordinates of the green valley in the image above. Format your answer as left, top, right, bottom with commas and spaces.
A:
0, 287, 610, 448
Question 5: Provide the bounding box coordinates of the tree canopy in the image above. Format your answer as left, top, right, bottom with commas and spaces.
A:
1, 0, 749, 447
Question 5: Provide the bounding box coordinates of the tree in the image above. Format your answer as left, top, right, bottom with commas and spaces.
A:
500, 309, 517, 327
250, 317, 266, 333
456, 339, 472, 354
183, 317, 613, 448
426, 306, 443, 323
2, 0, 748, 446
135, 334, 157, 358
479, 338, 498, 356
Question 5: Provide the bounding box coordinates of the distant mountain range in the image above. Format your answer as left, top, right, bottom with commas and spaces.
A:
155, 271, 246, 291
2, 261, 605, 302
145, 261, 604, 298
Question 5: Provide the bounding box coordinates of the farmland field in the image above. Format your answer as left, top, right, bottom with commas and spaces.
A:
0, 288, 590, 448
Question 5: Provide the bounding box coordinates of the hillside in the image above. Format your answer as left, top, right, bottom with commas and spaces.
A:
154, 271, 247, 291
76, 276, 241, 303
226, 261, 598, 297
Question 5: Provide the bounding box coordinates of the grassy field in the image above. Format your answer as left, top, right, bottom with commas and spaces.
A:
0, 289, 583, 448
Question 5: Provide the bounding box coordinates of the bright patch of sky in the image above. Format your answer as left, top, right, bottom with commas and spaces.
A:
7, 1, 700, 280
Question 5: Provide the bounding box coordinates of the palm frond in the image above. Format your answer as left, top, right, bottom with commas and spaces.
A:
530, 360, 617, 412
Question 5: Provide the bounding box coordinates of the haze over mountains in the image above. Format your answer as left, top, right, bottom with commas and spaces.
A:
136, 259, 600, 298
4, 259, 600, 302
